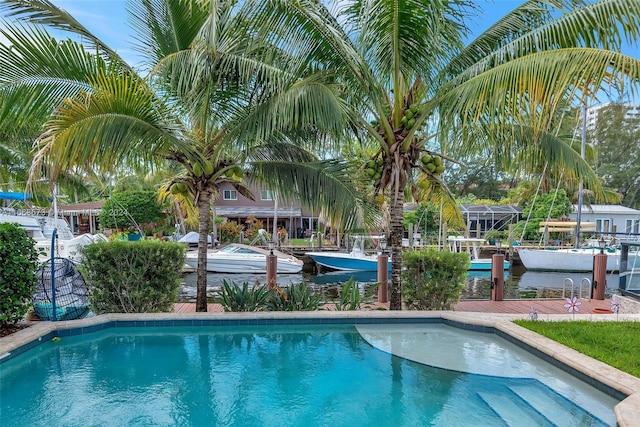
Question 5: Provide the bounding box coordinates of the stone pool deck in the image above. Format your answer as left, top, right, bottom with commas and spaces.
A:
3, 303, 640, 426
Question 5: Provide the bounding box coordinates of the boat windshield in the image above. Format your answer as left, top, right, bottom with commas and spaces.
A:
219, 245, 259, 254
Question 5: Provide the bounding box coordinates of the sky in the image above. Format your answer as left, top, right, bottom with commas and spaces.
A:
37, 0, 544, 66
2, 0, 637, 62
1, 0, 639, 102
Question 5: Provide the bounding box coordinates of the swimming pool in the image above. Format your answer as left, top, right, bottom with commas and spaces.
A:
0, 318, 619, 426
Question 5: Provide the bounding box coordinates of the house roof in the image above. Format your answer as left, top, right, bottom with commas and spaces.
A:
572, 204, 640, 215
459, 204, 522, 217
404, 203, 521, 219
215, 207, 302, 217
460, 204, 522, 214
59, 200, 105, 214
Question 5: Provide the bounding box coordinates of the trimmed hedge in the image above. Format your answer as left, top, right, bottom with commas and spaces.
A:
0, 223, 40, 326
80, 240, 185, 313
402, 249, 469, 310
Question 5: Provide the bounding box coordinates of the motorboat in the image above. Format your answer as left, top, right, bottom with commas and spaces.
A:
178, 231, 213, 245
306, 236, 391, 272
35, 233, 108, 263
517, 246, 621, 272
447, 236, 510, 271
184, 243, 303, 273
0, 211, 107, 263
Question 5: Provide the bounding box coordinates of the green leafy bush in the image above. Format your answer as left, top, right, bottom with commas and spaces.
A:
0, 223, 40, 326
80, 240, 185, 313
266, 283, 322, 311
333, 277, 380, 311
99, 190, 163, 230
402, 249, 469, 310
216, 280, 270, 312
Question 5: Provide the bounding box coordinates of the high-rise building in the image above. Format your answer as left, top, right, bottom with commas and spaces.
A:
583, 102, 640, 132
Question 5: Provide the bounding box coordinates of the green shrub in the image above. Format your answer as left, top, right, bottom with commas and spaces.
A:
80, 240, 185, 313
99, 190, 163, 230
402, 249, 469, 310
0, 223, 40, 326
266, 283, 322, 311
333, 277, 380, 311
216, 280, 270, 312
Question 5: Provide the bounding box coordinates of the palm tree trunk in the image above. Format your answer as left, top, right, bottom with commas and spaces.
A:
389, 195, 404, 310
196, 190, 212, 312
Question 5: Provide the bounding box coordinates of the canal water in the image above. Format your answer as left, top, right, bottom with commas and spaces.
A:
179, 266, 620, 303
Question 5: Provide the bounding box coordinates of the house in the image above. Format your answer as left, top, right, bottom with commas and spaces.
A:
459, 204, 522, 236
403, 202, 522, 240
58, 200, 104, 235
214, 182, 318, 239
570, 204, 640, 237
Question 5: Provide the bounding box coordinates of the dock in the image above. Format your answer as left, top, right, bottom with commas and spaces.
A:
174, 298, 620, 315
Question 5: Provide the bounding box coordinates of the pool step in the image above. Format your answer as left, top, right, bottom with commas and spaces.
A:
477, 391, 554, 427
508, 385, 606, 427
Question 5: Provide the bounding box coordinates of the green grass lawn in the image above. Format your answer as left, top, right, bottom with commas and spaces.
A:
515, 320, 640, 378
284, 238, 333, 247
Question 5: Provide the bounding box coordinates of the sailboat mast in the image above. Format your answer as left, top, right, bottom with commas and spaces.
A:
574, 105, 587, 248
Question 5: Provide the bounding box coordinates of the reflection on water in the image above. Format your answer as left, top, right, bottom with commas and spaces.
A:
462, 266, 619, 300
179, 265, 620, 303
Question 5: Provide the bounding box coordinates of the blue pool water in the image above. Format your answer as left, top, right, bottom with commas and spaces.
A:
0, 324, 616, 426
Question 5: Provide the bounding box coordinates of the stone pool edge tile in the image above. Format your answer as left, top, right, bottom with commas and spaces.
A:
443, 312, 640, 427
3, 310, 640, 426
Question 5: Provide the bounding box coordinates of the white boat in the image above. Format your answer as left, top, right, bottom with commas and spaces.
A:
306, 236, 391, 272
447, 236, 510, 271
178, 231, 213, 244
517, 105, 621, 273
518, 246, 621, 272
184, 243, 303, 273
0, 211, 107, 262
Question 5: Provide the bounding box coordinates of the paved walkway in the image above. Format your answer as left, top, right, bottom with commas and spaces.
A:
175, 298, 617, 315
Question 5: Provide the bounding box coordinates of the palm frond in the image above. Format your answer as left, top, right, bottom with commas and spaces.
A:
247, 159, 380, 232
439, 49, 640, 135
128, 0, 211, 69
30, 69, 191, 182
446, 0, 640, 86
0, 0, 126, 63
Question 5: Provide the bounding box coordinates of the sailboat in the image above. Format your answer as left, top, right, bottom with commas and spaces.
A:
517, 105, 622, 272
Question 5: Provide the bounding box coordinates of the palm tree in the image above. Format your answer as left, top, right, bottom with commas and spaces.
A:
241, 0, 640, 309
0, 0, 369, 311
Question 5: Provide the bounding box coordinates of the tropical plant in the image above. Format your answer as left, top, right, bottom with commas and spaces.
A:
402, 249, 469, 310
243, 215, 264, 243
483, 229, 504, 240
216, 280, 270, 312
266, 283, 323, 311
590, 102, 640, 208
403, 202, 440, 243
0, 0, 370, 312
242, 0, 640, 309
80, 240, 185, 313
0, 222, 40, 327
332, 277, 380, 311
99, 190, 163, 232
218, 221, 244, 244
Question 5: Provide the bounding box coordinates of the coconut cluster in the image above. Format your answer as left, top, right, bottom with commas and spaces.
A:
170, 182, 189, 195
169, 160, 244, 196
363, 159, 384, 181
420, 153, 444, 176
400, 103, 425, 130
